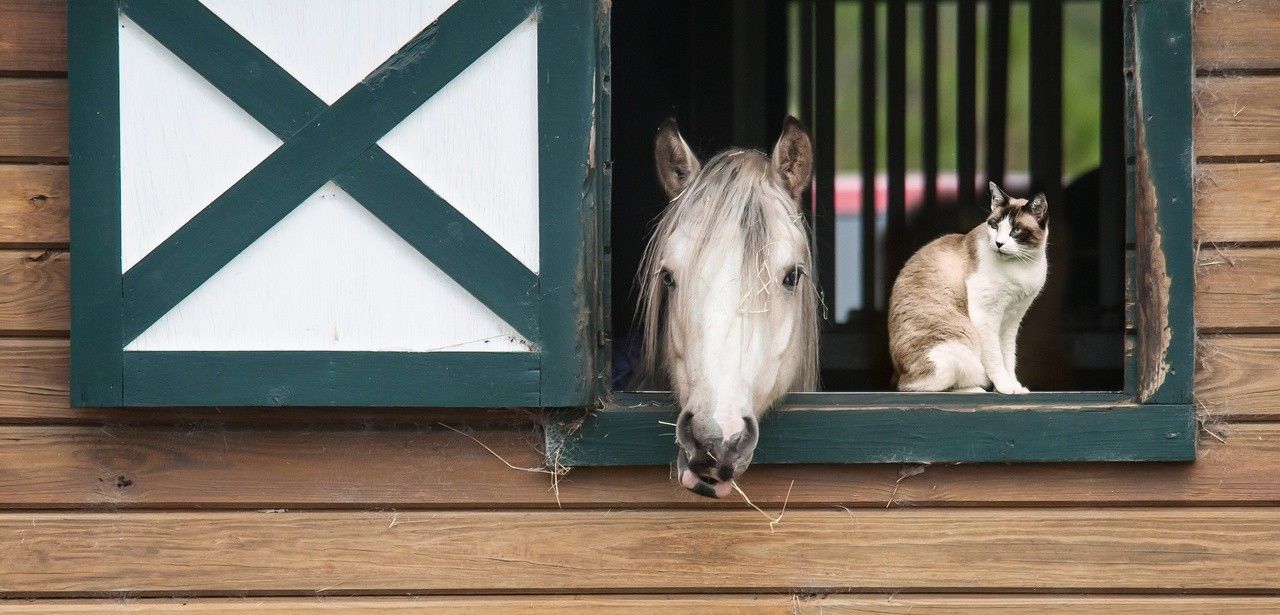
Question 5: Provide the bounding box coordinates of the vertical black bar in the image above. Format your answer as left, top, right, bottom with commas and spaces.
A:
799, 0, 813, 127
1029, 0, 1063, 206
985, 0, 1010, 187
886, 0, 906, 286
1099, 0, 1125, 309
956, 0, 977, 212
859, 0, 877, 311
922, 0, 938, 215
765, 0, 790, 129
814, 0, 837, 321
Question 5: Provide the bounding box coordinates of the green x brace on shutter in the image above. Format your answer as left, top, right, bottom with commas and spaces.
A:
69, 0, 601, 407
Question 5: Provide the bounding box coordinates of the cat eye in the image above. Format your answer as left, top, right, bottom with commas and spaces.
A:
988, 220, 998, 228
659, 269, 676, 289
782, 265, 805, 290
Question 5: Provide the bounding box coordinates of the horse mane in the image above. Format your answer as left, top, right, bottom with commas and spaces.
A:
631, 148, 820, 393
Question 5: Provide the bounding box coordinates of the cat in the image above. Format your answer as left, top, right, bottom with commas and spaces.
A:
888, 182, 1049, 393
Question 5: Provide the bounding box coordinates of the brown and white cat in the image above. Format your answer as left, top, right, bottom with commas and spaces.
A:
888, 182, 1049, 393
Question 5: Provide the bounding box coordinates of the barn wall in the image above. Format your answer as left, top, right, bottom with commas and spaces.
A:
2, 0, 1279, 611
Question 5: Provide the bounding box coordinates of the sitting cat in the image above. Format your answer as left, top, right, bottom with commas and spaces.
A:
888, 182, 1049, 393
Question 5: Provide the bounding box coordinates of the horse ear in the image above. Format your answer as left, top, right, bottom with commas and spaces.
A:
771, 116, 814, 200
654, 118, 700, 201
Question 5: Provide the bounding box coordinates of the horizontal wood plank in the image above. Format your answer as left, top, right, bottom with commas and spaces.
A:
1196, 162, 1280, 243
4, 595, 1280, 614
0, 78, 65, 159
0, 0, 65, 74
0, 420, 1275, 509
0, 249, 67, 334
0, 596, 788, 614
1198, 334, 1280, 419
4, 508, 1280, 593
1196, 247, 1280, 330
0, 164, 66, 247
1194, 0, 1280, 72
1195, 75, 1280, 159
803, 595, 1280, 615
0, 338, 65, 419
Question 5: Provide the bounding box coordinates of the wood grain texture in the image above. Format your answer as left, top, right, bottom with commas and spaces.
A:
0, 421, 1274, 509
1195, 0, 1280, 72
0, 338, 65, 420
0, 78, 65, 159
1196, 76, 1280, 158
0, 164, 67, 247
0, 596, 789, 614
0, 0, 66, 74
1196, 162, 1280, 243
801, 595, 1280, 614
1196, 247, 1280, 330
0, 249, 67, 334
1198, 334, 1280, 419
4, 595, 1280, 614
5, 508, 1280, 593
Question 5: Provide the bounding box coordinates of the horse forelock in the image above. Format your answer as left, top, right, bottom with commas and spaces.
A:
632, 148, 820, 395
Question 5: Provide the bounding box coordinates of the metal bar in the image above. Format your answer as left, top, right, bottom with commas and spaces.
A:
859, 0, 877, 311
921, 0, 938, 215
814, 0, 836, 322
1099, 0, 1125, 309
985, 0, 1010, 187
1029, 0, 1063, 205
886, 0, 907, 284
765, 0, 789, 129
956, 0, 977, 212
798, 0, 813, 128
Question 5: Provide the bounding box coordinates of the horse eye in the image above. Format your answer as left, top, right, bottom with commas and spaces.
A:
659, 269, 676, 288
781, 266, 804, 289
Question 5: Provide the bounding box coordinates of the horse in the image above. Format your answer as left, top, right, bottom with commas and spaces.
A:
633, 117, 819, 498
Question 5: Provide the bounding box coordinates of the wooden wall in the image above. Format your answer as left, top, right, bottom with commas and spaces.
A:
2, 0, 1280, 612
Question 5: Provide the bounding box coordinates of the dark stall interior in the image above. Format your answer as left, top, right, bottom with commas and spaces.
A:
609, 0, 1126, 392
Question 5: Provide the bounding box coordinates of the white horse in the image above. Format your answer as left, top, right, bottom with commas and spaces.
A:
634, 117, 819, 498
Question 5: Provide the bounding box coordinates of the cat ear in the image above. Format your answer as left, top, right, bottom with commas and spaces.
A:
1028, 193, 1049, 222
772, 116, 814, 200
654, 118, 701, 201
988, 181, 1009, 211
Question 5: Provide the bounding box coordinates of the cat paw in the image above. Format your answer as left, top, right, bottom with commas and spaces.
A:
993, 380, 1028, 394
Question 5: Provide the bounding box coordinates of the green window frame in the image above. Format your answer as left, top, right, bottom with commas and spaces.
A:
69, 0, 598, 407
548, 0, 1197, 465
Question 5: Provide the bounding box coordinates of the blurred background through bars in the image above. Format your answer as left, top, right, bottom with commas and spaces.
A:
610, 0, 1126, 392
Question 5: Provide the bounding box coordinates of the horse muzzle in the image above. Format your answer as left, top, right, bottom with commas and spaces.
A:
676, 448, 733, 498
